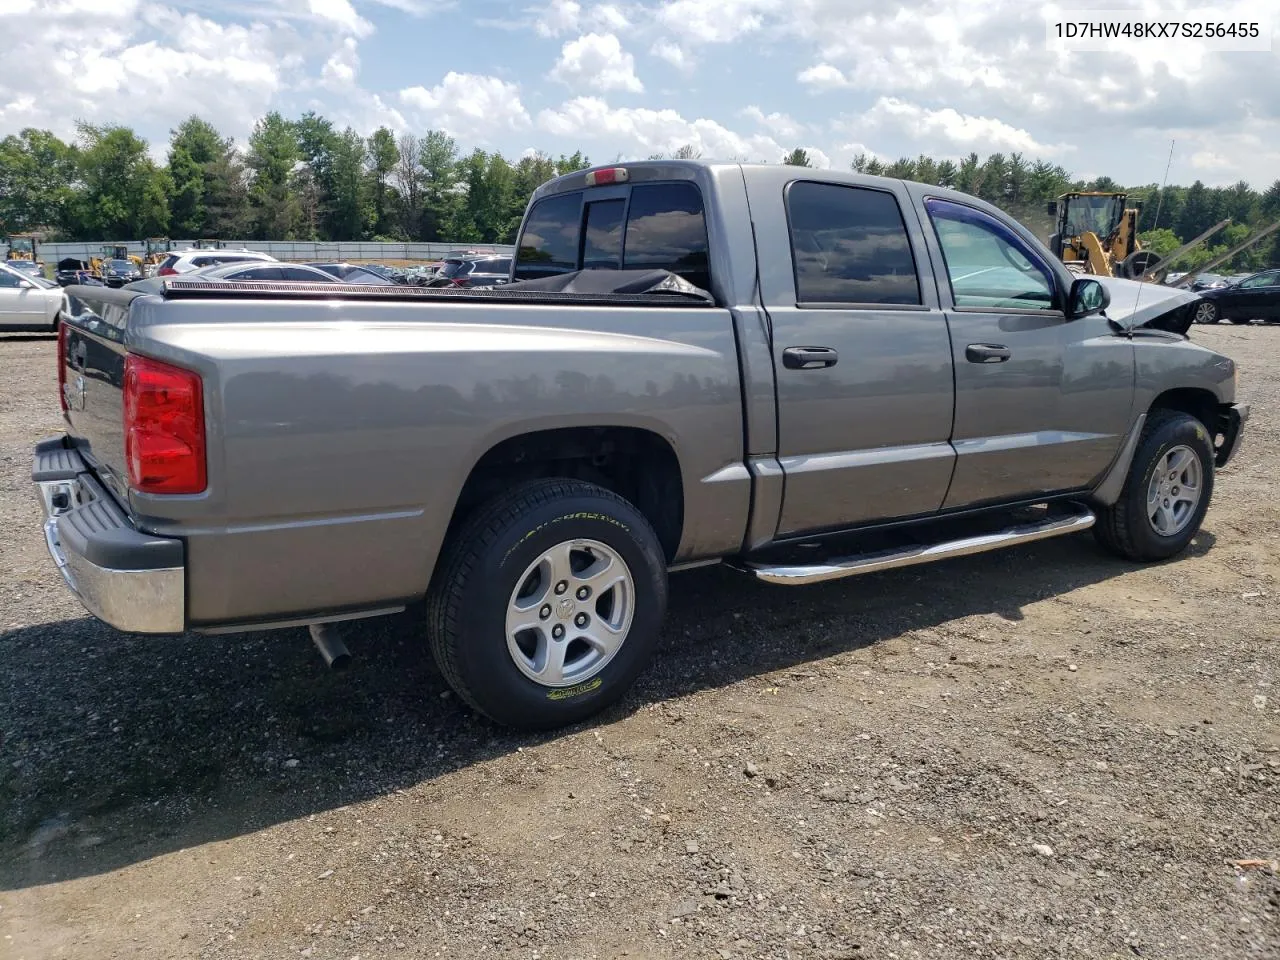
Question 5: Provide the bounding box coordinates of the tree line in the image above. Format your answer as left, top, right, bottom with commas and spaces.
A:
1, 114, 1278, 270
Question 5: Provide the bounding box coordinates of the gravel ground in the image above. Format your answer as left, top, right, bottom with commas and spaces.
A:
1, 326, 1277, 960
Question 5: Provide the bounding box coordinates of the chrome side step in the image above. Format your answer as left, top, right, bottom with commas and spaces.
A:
736, 509, 1096, 586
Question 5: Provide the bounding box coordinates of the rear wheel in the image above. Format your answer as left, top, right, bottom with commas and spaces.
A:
1094, 410, 1214, 562
426, 478, 668, 729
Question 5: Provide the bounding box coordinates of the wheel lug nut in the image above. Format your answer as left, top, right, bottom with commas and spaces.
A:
552, 624, 565, 639
574, 612, 589, 628
554, 580, 568, 595
576, 586, 590, 600
539, 604, 551, 620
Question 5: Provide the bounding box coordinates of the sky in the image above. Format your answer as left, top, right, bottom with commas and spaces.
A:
1, 0, 1278, 188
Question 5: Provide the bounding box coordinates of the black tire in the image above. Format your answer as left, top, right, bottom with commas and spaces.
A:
425, 478, 668, 730
1094, 409, 1214, 562
1192, 300, 1219, 324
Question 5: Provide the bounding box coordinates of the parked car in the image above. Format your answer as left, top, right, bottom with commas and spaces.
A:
35, 161, 1249, 730
302, 262, 398, 285
0, 259, 66, 331
428, 255, 512, 287
54, 258, 103, 287
154, 249, 278, 276
1192, 268, 1280, 324
101, 258, 144, 288
5, 258, 45, 280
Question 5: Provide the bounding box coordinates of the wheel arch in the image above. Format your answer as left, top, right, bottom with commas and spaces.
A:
447, 424, 685, 563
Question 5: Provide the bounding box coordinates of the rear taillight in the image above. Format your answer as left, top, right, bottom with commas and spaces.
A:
123, 353, 207, 494
57, 323, 69, 413
157, 266, 178, 276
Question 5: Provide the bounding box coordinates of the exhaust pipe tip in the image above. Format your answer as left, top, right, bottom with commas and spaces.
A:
309, 623, 352, 671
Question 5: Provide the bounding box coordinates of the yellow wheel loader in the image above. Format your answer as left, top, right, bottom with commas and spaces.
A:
1046, 193, 1165, 281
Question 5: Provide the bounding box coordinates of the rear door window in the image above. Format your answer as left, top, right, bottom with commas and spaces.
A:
786, 181, 921, 305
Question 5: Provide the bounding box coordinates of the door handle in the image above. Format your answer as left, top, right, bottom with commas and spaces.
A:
783, 346, 839, 370
965, 343, 1011, 363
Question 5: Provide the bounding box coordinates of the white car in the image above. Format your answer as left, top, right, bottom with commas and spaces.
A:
0, 260, 66, 331
154, 248, 278, 276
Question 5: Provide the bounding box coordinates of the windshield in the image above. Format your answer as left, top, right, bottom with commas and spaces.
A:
109, 259, 134, 270
1063, 195, 1125, 238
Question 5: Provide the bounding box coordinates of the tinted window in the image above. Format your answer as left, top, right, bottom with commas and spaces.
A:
489, 258, 512, 274
515, 191, 582, 279
582, 199, 625, 270
212, 256, 256, 265
786, 182, 920, 304
191, 256, 213, 267
623, 182, 710, 291
0, 269, 21, 288
159, 255, 179, 269
1240, 271, 1279, 288
343, 268, 394, 285
440, 259, 471, 278
926, 199, 1056, 311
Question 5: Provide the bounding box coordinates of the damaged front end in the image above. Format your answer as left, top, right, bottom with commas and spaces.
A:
1093, 275, 1203, 336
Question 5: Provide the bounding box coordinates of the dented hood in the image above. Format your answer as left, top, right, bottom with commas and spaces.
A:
1093, 275, 1200, 331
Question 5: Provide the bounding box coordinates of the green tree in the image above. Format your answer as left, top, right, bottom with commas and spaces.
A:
783, 148, 811, 167
73, 122, 169, 240
329, 128, 368, 240
366, 126, 399, 238
204, 151, 252, 238
246, 112, 301, 239
1176, 180, 1215, 241
0, 129, 79, 234
555, 151, 591, 174
166, 116, 233, 237
419, 130, 460, 240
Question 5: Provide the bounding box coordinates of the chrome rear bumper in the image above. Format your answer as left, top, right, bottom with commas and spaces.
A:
33, 437, 185, 634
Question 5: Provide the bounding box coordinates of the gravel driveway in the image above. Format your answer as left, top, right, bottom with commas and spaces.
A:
1, 326, 1276, 960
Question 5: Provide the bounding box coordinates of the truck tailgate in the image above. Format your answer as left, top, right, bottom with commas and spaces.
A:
59, 286, 142, 509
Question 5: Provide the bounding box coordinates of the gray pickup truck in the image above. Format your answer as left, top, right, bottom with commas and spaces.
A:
34, 161, 1250, 729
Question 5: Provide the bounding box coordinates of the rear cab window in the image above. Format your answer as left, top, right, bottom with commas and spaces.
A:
515, 180, 711, 292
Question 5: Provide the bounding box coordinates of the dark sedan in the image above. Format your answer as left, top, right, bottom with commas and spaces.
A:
102, 259, 144, 287
1192, 268, 1280, 325
428, 255, 512, 288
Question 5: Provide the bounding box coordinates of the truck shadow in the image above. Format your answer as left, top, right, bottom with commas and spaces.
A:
0, 530, 1214, 889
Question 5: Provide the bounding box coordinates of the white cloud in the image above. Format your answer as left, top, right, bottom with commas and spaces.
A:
0, 3, 298, 146
741, 106, 805, 140
591, 3, 629, 30
650, 40, 691, 72
537, 96, 789, 161
399, 72, 531, 141
857, 97, 1070, 157
321, 36, 359, 87
797, 63, 849, 90
534, 0, 582, 36
551, 32, 643, 93
656, 0, 780, 44
307, 0, 373, 36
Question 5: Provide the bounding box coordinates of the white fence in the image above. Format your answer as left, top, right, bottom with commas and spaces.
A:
37, 240, 515, 264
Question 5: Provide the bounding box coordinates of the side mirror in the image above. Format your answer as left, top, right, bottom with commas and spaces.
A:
1045, 201, 1058, 217
1069, 277, 1109, 318
18, 279, 34, 289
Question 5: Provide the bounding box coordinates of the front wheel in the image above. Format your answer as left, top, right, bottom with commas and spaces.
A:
1192, 300, 1218, 324
426, 479, 668, 729
1094, 410, 1215, 562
